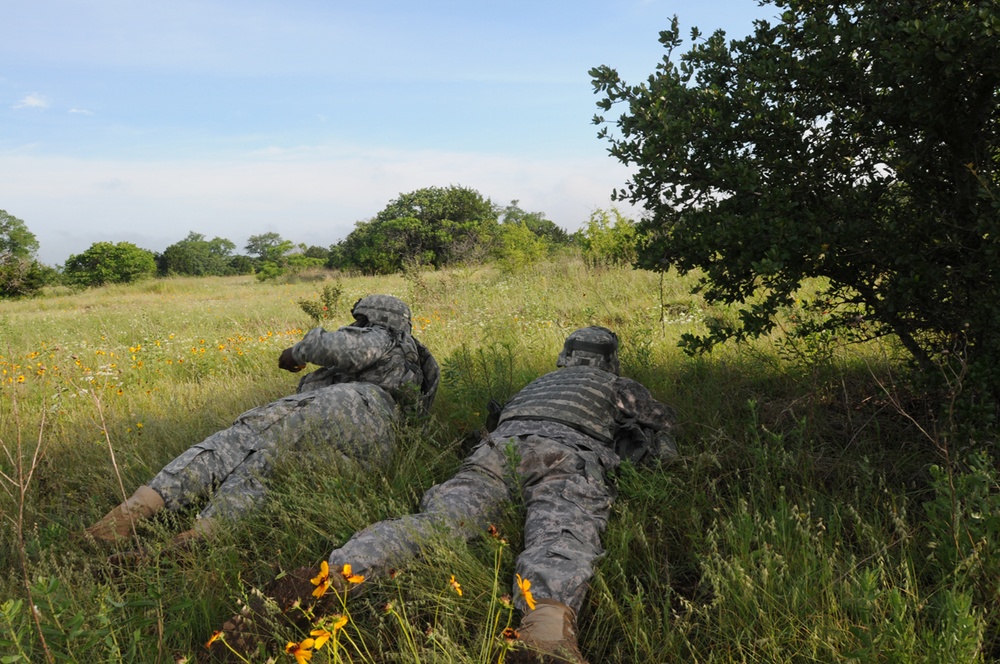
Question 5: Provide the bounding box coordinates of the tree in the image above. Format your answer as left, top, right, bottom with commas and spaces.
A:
592, 1, 1000, 391
332, 186, 498, 274
0, 209, 39, 259
0, 209, 48, 298
245, 233, 293, 264
300, 245, 330, 260
64, 241, 157, 288
158, 232, 236, 276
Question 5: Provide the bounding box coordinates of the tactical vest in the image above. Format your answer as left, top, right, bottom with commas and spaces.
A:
498, 365, 619, 443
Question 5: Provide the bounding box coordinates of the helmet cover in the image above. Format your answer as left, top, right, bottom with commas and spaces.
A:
556, 326, 620, 375
351, 295, 412, 334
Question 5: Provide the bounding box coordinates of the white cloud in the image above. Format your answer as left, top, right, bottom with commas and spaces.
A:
13, 93, 48, 110
68, 108, 93, 115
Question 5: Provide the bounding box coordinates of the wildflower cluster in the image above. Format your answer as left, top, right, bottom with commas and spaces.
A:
412, 310, 443, 333
0, 328, 305, 399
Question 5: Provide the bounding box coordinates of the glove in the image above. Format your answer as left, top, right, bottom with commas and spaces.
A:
278, 347, 307, 372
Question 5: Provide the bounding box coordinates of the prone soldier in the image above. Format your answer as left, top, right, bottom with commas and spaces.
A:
82, 294, 439, 546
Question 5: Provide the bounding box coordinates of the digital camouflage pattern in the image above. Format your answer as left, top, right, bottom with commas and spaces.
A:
147, 317, 438, 522
350, 294, 413, 334
498, 365, 620, 444
149, 382, 396, 520
326, 368, 675, 615
556, 325, 620, 375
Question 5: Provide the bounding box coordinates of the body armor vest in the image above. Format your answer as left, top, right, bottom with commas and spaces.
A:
498, 365, 619, 443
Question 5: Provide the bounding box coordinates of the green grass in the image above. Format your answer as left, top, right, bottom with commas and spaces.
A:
1, 257, 997, 662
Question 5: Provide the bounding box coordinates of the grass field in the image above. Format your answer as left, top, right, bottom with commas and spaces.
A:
1, 256, 996, 662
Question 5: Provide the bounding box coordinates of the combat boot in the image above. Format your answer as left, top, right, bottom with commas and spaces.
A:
507, 599, 589, 664
83, 485, 165, 542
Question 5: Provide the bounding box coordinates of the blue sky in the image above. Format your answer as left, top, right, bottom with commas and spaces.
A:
2, 1, 777, 265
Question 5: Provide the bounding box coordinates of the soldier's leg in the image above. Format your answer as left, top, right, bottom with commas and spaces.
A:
145, 397, 301, 513
197, 383, 397, 522
84, 407, 277, 542
506, 436, 611, 664
328, 437, 512, 581
513, 436, 614, 614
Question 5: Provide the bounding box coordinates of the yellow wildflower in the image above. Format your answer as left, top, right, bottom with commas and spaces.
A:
285, 638, 315, 664
309, 628, 331, 650
516, 574, 536, 611
449, 574, 463, 597
205, 630, 224, 648
310, 561, 332, 598
340, 563, 364, 584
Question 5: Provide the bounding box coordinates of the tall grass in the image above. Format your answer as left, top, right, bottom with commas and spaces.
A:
0, 257, 996, 662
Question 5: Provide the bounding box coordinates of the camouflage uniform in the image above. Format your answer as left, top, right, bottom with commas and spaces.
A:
147, 307, 439, 523
327, 342, 675, 615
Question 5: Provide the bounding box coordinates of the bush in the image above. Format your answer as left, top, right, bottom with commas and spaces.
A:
332, 186, 499, 274
578, 207, 638, 268
491, 222, 549, 272
63, 241, 157, 288
298, 282, 344, 325
157, 232, 236, 276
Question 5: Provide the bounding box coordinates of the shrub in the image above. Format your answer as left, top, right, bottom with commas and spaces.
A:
578, 207, 638, 268
63, 241, 157, 288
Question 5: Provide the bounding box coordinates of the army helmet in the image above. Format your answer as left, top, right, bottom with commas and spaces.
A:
351, 295, 413, 334
557, 325, 620, 375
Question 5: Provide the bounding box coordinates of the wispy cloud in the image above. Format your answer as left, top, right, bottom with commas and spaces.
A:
68, 108, 93, 115
13, 94, 49, 110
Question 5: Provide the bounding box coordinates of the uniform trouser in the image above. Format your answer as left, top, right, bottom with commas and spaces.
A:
148, 383, 397, 521
327, 434, 614, 614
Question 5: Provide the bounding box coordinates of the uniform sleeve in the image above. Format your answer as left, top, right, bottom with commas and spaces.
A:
291, 325, 395, 374
615, 377, 676, 432
614, 377, 679, 464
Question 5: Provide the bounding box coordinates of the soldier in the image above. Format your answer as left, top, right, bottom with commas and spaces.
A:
83, 294, 440, 546
218, 326, 675, 664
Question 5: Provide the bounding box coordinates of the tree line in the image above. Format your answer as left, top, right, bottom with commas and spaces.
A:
1, 186, 638, 296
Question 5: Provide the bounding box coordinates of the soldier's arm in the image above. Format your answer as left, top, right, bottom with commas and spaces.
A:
615, 377, 679, 464
615, 377, 676, 431
288, 326, 396, 373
